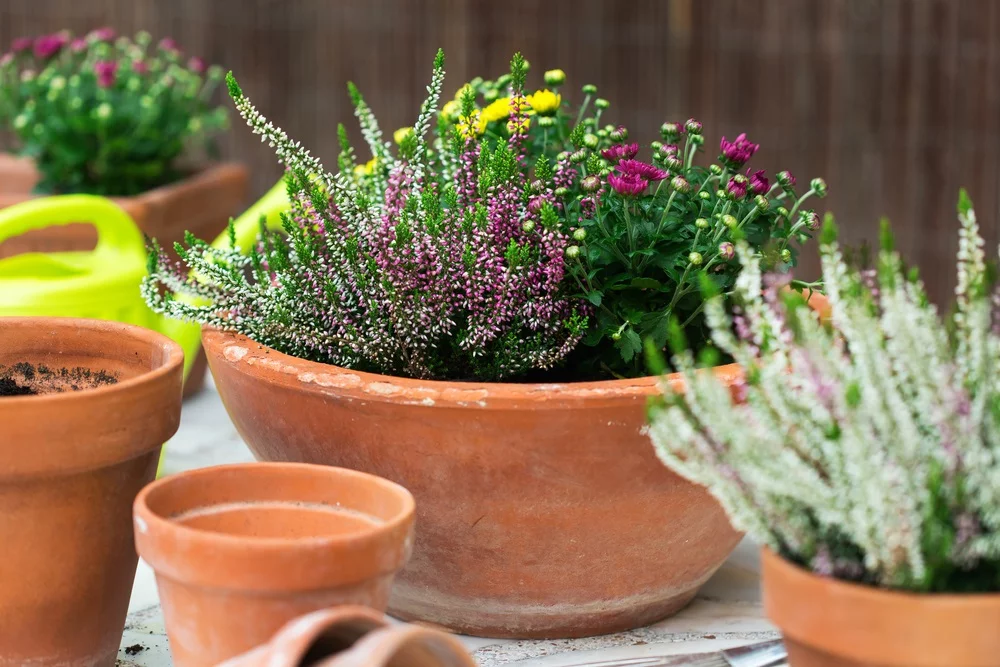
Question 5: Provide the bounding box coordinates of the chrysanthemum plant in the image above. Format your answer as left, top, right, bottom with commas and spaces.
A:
143, 51, 586, 382
438, 70, 828, 379
0, 29, 227, 195
647, 190, 1000, 593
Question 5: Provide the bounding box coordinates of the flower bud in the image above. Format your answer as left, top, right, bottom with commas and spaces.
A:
709, 164, 723, 176
695, 217, 710, 229
531, 179, 544, 193
810, 177, 828, 198
719, 242, 736, 260
665, 157, 683, 172
776, 206, 789, 218
573, 228, 587, 241
582, 83, 597, 95
671, 176, 691, 193
583, 117, 597, 127
651, 141, 664, 153
610, 126, 628, 141
603, 124, 616, 133
570, 149, 587, 164
660, 122, 682, 142
689, 134, 705, 146
780, 248, 792, 263
596, 129, 609, 139
800, 210, 820, 230
556, 151, 570, 162
93, 102, 112, 120
716, 189, 728, 200
688, 251, 703, 266
594, 98, 610, 109
611, 332, 621, 341
522, 220, 536, 232
538, 115, 556, 128
722, 214, 738, 229
555, 187, 569, 197
685, 118, 703, 135
544, 69, 566, 86
777, 170, 796, 188
528, 197, 544, 214
754, 195, 769, 211
581, 174, 601, 193
566, 245, 581, 259
583, 133, 599, 149
698, 191, 711, 201
484, 88, 498, 102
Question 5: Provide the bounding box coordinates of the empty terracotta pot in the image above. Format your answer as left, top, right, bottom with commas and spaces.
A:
202, 330, 746, 639
0, 317, 183, 667
133, 462, 416, 667
218, 606, 475, 667
762, 548, 1000, 666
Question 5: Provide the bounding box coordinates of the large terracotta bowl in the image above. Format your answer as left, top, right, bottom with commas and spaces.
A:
203, 328, 742, 639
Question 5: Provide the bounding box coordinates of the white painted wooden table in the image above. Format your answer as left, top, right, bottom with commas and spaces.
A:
118, 379, 780, 666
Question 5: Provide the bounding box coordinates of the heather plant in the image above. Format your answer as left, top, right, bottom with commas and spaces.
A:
439, 70, 828, 379
647, 190, 1000, 593
0, 29, 227, 195
143, 51, 586, 382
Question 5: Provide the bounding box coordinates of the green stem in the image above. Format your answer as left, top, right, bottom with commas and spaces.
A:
787, 190, 816, 224
623, 203, 636, 256
575, 94, 592, 126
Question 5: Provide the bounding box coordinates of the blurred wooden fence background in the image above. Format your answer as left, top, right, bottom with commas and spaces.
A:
2, 0, 998, 304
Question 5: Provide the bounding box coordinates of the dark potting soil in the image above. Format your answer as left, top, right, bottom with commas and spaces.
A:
123, 644, 146, 656
0, 362, 118, 397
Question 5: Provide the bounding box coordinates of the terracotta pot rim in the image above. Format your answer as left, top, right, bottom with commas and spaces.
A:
202, 327, 743, 408
0, 316, 184, 405
134, 462, 415, 551
763, 547, 1000, 603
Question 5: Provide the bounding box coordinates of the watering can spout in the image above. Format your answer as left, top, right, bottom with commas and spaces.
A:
213, 176, 291, 251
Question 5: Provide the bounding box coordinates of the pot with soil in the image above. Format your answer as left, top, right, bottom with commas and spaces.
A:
133, 462, 415, 667
218, 606, 475, 667
0, 317, 183, 667
203, 328, 743, 639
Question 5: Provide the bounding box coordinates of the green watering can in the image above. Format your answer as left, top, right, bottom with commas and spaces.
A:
0, 178, 291, 475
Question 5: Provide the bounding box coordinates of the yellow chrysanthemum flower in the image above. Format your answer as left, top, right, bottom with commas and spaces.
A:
457, 111, 487, 140
353, 157, 378, 178
441, 100, 460, 120
481, 97, 511, 123
527, 89, 561, 116
393, 126, 414, 145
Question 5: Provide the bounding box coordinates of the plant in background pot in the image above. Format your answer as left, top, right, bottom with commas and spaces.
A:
647, 190, 1000, 667
133, 462, 415, 667
0, 28, 249, 395
0, 317, 182, 667
142, 50, 826, 638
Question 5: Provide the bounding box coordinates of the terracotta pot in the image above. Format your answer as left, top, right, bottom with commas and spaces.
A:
762, 548, 1000, 667
201, 331, 745, 639
133, 462, 416, 667
0, 317, 183, 667
218, 606, 475, 667
0, 154, 248, 398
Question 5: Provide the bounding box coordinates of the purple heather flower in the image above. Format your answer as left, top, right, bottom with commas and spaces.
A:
33, 33, 68, 59
600, 142, 639, 162
719, 242, 735, 260
88, 27, 116, 42
70, 38, 88, 53
747, 169, 769, 195
11, 37, 33, 53
608, 172, 649, 197
719, 132, 759, 168
187, 56, 206, 73
617, 159, 668, 182
94, 60, 118, 88
726, 175, 748, 200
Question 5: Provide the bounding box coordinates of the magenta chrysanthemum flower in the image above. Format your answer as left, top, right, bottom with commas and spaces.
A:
187, 56, 206, 73
33, 34, 67, 59
727, 175, 748, 200
609, 172, 649, 197
133, 59, 149, 75
719, 133, 759, 168
11, 37, 33, 53
88, 27, 116, 42
158, 37, 178, 52
617, 159, 668, 182
94, 60, 118, 88
70, 38, 88, 52
601, 143, 639, 162
747, 169, 768, 195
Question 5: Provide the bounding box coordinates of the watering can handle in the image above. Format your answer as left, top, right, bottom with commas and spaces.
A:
0, 194, 144, 258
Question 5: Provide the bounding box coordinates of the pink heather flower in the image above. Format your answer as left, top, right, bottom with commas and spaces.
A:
616, 159, 668, 181
94, 60, 118, 88
747, 169, 769, 195
719, 133, 759, 168
608, 172, 649, 197
87, 27, 116, 42
11, 37, 33, 53
600, 143, 639, 162
726, 175, 748, 200
719, 242, 735, 260
133, 59, 149, 74
33, 34, 68, 59
70, 38, 88, 53
187, 56, 206, 73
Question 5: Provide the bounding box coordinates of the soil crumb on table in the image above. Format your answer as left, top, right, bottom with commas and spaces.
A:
0, 362, 118, 397
124, 644, 146, 656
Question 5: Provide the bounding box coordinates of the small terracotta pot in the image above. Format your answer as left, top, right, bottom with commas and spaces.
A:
218, 606, 475, 667
0, 154, 248, 398
133, 462, 416, 667
762, 548, 1000, 666
0, 317, 183, 667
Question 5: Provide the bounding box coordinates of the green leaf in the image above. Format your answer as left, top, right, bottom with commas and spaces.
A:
617, 329, 643, 362
586, 291, 603, 306
630, 277, 662, 290
958, 187, 973, 217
